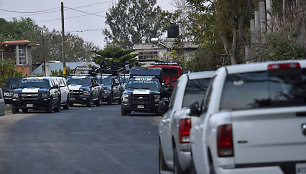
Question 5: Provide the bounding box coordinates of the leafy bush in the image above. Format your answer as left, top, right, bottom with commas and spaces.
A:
0, 59, 23, 89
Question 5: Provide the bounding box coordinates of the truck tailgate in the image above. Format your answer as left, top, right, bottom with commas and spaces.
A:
232, 107, 306, 165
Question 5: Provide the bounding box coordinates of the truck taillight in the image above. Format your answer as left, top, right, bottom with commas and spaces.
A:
179, 118, 191, 143
217, 124, 234, 157
268, 62, 300, 70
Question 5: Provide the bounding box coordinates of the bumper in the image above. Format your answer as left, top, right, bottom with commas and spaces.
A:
121, 101, 159, 112
215, 166, 283, 174
102, 93, 111, 101
70, 94, 91, 104
12, 98, 51, 109
177, 144, 192, 171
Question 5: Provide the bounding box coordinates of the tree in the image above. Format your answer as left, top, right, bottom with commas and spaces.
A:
103, 0, 169, 48
93, 46, 138, 70
0, 59, 23, 89
0, 18, 98, 64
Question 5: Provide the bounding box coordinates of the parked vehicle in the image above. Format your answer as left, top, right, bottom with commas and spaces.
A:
149, 63, 183, 90
121, 77, 164, 116
4, 77, 21, 104
158, 71, 214, 174
11, 77, 61, 113
67, 76, 103, 107
98, 76, 123, 105
190, 60, 306, 174
48, 77, 70, 109
129, 67, 163, 84
0, 88, 5, 116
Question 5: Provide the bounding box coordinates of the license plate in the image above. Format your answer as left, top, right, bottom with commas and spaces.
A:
70, 97, 75, 101
296, 163, 306, 174
26, 104, 33, 108
137, 105, 144, 109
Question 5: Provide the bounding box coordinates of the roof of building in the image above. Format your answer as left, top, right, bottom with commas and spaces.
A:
31, 62, 99, 76
2, 40, 32, 45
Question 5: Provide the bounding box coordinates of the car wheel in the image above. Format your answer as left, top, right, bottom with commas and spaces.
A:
159, 140, 168, 173
121, 108, 127, 116
86, 96, 92, 107
173, 147, 184, 174
63, 98, 69, 110
95, 96, 101, 106
22, 108, 28, 113
12, 107, 19, 114
107, 96, 112, 105
46, 100, 53, 113
54, 100, 60, 112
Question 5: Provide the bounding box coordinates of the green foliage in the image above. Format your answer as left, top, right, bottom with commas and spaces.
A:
0, 59, 23, 89
103, 0, 169, 48
93, 46, 138, 68
51, 66, 72, 77
0, 18, 98, 64
256, 32, 306, 61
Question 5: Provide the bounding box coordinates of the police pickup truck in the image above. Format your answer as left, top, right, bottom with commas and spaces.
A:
121, 77, 163, 116
11, 77, 61, 113
67, 76, 103, 107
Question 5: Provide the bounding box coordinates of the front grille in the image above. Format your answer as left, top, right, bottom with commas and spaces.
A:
132, 94, 150, 102
20, 93, 39, 100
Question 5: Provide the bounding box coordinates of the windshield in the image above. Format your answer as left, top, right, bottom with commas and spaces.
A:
5, 78, 21, 89
220, 69, 306, 110
100, 77, 112, 85
119, 76, 129, 83
19, 79, 50, 89
127, 79, 160, 90
182, 78, 211, 108
67, 78, 91, 86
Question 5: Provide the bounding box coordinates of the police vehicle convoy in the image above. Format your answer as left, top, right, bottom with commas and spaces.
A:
121, 76, 164, 116
67, 76, 103, 107
11, 77, 61, 113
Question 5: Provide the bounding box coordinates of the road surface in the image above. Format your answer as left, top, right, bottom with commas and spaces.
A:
0, 104, 161, 174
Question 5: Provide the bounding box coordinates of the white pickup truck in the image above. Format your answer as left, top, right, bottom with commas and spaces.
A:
190, 60, 306, 174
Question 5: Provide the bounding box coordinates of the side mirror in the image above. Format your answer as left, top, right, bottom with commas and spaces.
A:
158, 100, 167, 114
11, 85, 17, 89
190, 101, 201, 117
119, 86, 124, 92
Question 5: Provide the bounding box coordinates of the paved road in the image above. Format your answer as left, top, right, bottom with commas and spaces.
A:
0, 104, 161, 174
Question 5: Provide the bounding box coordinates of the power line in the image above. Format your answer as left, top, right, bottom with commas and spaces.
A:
2, 1, 111, 19
68, 29, 105, 32
35, 11, 106, 23
0, 7, 58, 14
65, 7, 105, 18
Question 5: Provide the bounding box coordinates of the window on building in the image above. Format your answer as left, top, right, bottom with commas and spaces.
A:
18, 46, 26, 65
138, 51, 158, 60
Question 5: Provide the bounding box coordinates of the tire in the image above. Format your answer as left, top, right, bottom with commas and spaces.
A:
86, 97, 92, 107
63, 98, 69, 110
95, 96, 101, 106
107, 96, 112, 105
121, 108, 127, 116
12, 107, 19, 114
173, 147, 184, 174
22, 108, 28, 113
159, 140, 168, 173
46, 100, 53, 113
54, 100, 60, 112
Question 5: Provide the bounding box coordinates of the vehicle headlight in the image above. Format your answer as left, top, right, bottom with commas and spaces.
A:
106, 90, 111, 94
154, 95, 160, 102
122, 94, 129, 102
12, 93, 19, 99
41, 93, 50, 98
83, 90, 91, 95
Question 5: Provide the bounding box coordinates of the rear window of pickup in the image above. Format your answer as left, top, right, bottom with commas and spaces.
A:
220, 69, 306, 110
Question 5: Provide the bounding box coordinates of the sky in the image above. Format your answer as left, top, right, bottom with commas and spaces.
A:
0, 0, 176, 49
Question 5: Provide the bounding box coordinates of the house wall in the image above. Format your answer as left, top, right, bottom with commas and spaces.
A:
15, 66, 31, 77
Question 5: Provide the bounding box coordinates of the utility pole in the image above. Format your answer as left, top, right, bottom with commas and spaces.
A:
42, 29, 46, 76
61, 2, 66, 77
